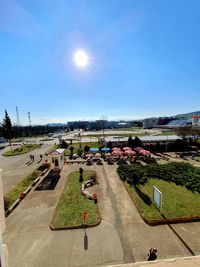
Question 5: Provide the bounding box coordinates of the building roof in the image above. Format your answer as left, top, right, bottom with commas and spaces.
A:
192, 115, 200, 118
49, 149, 65, 155
104, 135, 181, 143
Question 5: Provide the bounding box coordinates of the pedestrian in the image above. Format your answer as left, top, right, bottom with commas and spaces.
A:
30, 154, 32, 161
40, 154, 43, 160
32, 154, 34, 162
147, 248, 157, 261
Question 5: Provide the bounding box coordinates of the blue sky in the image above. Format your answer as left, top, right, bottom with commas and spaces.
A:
0, 0, 200, 125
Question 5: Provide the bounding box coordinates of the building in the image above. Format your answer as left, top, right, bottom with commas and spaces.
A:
143, 118, 159, 129
192, 115, 200, 127
48, 149, 65, 170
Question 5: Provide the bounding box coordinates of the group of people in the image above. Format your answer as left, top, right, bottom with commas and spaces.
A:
29, 154, 43, 162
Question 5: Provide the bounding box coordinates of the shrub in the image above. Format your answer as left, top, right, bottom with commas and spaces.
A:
117, 162, 200, 193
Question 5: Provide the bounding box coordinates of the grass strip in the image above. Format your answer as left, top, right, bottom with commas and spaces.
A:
3, 144, 40, 156
51, 171, 101, 229
125, 178, 200, 221
65, 142, 99, 155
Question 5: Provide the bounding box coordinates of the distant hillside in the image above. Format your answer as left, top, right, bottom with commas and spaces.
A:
174, 111, 200, 119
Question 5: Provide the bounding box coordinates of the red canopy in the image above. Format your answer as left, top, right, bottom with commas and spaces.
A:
139, 149, 150, 155
134, 147, 143, 151
123, 147, 132, 151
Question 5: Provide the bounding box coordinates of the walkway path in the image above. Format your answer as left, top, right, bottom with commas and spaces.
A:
3, 162, 200, 267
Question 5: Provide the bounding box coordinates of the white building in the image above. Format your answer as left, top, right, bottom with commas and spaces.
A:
192, 115, 200, 127
48, 149, 65, 170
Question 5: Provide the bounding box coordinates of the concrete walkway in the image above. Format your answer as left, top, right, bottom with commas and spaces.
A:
3, 162, 200, 267
105, 255, 200, 267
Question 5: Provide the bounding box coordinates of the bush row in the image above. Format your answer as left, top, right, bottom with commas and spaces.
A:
117, 162, 200, 193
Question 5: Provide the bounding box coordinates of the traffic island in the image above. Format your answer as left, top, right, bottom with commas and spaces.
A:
50, 171, 101, 230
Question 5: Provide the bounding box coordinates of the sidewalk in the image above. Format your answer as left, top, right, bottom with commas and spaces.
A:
3, 163, 200, 267
105, 255, 200, 267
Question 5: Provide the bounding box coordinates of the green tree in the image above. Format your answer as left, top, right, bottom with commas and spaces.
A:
127, 135, 133, 148
107, 141, 113, 150
1, 110, 13, 146
84, 145, 90, 153
60, 140, 68, 149
69, 146, 74, 157
134, 136, 142, 148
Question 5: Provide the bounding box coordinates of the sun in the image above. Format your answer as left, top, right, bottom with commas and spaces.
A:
74, 49, 89, 68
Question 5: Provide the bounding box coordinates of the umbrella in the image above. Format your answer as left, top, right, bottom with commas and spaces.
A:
86, 153, 94, 157
89, 147, 99, 152
123, 147, 132, 151
140, 149, 150, 155
95, 153, 101, 157
105, 153, 111, 157
101, 147, 110, 152
125, 150, 136, 155
112, 147, 121, 151
112, 150, 122, 156
134, 147, 143, 151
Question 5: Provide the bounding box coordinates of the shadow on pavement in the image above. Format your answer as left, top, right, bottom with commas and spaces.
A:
84, 229, 88, 250
35, 169, 60, 190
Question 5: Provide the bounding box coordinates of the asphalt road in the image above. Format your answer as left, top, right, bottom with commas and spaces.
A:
0, 142, 52, 193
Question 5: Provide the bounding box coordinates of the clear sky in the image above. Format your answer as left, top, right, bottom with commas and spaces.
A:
0, 0, 200, 125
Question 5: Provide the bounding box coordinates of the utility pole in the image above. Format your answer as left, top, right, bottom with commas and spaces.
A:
16, 106, 20, 126
28, 112, 31, 126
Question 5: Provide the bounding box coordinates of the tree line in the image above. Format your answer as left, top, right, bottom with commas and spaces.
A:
0, 110, 66, 144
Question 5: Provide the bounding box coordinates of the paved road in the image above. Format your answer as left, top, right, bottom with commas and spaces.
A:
0, 143, 53, 193
3, 162, 200, 267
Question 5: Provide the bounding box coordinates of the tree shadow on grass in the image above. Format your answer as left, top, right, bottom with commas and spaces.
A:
135, 186, 152, 206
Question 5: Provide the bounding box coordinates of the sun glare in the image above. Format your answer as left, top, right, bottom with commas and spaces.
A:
74, 49, 89, 68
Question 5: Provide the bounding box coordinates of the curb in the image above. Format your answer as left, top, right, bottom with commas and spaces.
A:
6, 199, 20, 215
123, 181, 200, 226
42, 168, 48, 175
50, 218, 101, 231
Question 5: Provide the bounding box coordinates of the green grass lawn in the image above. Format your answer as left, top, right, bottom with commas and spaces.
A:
65, 141, 99, 155
4, 170, 42, 211
125, 178, 200, 221
195, 156, 200, 162
3, 144, 40, 156
51, 171, 101, 229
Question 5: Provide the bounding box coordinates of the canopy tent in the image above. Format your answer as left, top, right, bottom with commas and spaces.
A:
134, 147, 143, 151
101, 147, 110, 152
123, 147, 132, 151
139, 149, 150, 155
124, 150, 136, 155
89, 147, 99, 153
